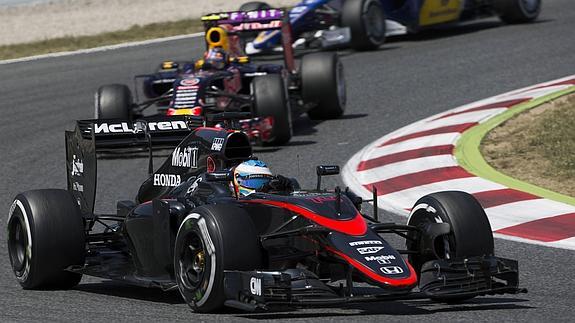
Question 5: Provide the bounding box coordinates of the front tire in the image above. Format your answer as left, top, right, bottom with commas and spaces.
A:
406, 191, 493, 302
341, 0, 386, 51
174, 205, 262, 313
94, 84, 133, 119
495, 0, 541, 24
301, 52, 346, 120
252, 74, 292, 145
7, 190, 85, 289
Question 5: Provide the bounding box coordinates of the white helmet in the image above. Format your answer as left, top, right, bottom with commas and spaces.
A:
232, 160, 273, 196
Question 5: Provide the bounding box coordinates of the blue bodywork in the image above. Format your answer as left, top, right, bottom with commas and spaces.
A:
251, 0, 492, 50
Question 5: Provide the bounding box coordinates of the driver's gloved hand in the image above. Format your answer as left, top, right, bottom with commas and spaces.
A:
261, 175, 294, 192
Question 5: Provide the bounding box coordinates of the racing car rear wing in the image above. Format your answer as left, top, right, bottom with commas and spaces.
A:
201, 9, 296, 73
65, 115, 201, 216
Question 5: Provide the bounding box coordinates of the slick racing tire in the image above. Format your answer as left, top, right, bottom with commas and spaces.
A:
174, 205, 262, 313
252, 74, 292, 145
238, 2, 271, 47
406, 191, 493, 302
239, 1, 270, 12
7, 189, 85, 289
95, 84, 133, 120
495, 0, 541, 24
341, 0, 386, 51
301, 52, 346, 120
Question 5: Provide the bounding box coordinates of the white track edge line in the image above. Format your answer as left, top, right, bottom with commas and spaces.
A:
0, 32, 204, 65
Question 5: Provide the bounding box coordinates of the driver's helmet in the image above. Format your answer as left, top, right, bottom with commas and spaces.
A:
232, 160, 273, 196
203, 47, 228, 70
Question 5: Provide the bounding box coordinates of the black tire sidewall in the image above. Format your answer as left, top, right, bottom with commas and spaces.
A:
341, 0, 386, 51
407, 191, 494, 271
95, 84, 133, 120
252, 74, 292, 145
496, 0, 541, 23
174, 205, 262, 313
8, 190, 85, 289
301, 52, 346, 120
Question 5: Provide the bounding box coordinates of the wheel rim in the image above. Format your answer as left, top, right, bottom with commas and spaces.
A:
8, 217, 28, 273
408, 210, 454, 261
177, 231, 210, 299
520, 0, 540, 13
363, 3, 385, 43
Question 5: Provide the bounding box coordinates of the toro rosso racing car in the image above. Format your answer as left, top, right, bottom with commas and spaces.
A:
7, 115, 525, 313
240, 0, 542, 53
95, 9, 345, 146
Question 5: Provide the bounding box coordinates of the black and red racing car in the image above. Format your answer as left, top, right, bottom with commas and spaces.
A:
7, 113, 525, 313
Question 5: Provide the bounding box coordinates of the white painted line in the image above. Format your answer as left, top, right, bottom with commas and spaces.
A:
363, 133, 459, 160
486, 199, 575, 231
357, 155, 458, 184
0, 32, 204, 66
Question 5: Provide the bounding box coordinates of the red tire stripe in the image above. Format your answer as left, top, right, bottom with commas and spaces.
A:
380, 123, 477, 147
433, 99, 530, 120
357, 145, 454, 171
496, 212, 575, 242
473, 189, 541, 209
364, 166, 474, 196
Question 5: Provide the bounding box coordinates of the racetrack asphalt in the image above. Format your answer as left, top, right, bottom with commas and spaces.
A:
1, 1, 575, 321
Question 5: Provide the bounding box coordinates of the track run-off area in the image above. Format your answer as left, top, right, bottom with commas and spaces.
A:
1, 0, 575, 321
343, 75, 575, 250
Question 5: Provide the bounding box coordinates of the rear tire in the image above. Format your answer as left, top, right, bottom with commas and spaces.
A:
495, 0, 541, 24
252, 74, 292, 145
406, 191, 493, 302
94, 84, 133, 119
174, 205, 262, 313
301, 52, 346, 120
341, 0, 386, 51
7, 189, 85, 289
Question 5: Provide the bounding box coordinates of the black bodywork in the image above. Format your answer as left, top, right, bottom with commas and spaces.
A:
64, 118, 524, 311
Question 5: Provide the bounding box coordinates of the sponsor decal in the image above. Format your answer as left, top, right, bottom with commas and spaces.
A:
153, 174, 181, 187
177, 85, 199, 90
233, 20, 282, 31
72, 181, 84, 192
309, 196, 337, 204
71, 155, 83, 177
380, 266, 404, 275
250, 277, 262, 296
180, 78, 200, 86
357, 246, 384, 255
349, 240, 383, 246
365, 255, 396, 264
172, 146, 198, 168
211, 137, 225, 151
186, 176, 202, 195
94, 121, 188, 134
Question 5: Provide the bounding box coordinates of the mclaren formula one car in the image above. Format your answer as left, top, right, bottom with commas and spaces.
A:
95, 9, 345, 146
241, 0, 542, 53
7, 114, 525, 313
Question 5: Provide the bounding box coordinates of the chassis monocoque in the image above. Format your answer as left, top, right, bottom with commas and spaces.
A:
7, 115, 525, 313
95, 9, 346, 146
241, 0, 542, 53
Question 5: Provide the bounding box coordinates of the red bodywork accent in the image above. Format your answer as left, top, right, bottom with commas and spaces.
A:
326, 246, 418, 288
242, 199, 367, 236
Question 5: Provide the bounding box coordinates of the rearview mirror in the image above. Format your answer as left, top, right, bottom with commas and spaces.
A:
205, 171, 233, 182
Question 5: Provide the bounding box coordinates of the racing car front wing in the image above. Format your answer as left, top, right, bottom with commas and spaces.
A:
222, 255, 526, 311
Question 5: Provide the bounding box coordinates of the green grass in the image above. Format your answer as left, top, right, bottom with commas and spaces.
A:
0, 18, 204, 60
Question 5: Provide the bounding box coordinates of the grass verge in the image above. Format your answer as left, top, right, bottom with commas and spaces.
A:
0, 19, 204, 60
481, 93, 575, 197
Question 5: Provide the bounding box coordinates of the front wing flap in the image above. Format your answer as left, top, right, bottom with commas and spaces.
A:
223, 256, 526, 311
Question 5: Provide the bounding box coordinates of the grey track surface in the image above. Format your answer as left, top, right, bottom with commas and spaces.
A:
1, 1, 575, 321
